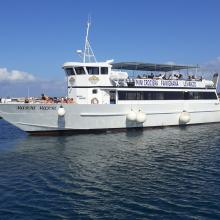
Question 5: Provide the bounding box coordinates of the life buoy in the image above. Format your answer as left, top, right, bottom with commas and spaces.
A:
91, 98, 99, 104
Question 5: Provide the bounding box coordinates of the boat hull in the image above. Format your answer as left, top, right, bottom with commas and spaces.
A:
0, 101, 220, 134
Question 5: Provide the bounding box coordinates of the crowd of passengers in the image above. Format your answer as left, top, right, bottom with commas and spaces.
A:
24, 94, 75, 104
134, 73, 203, 81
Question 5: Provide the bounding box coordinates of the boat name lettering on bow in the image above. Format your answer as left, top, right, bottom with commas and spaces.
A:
17, 106, 57, 110
17, 106, 36, 110
39, 106, 57, 110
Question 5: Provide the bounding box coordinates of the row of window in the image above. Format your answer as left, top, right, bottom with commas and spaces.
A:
65, 67, 108, 76
118, 91, 217, 100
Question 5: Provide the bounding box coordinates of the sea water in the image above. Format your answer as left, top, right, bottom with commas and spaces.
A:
0, 119, 220, 219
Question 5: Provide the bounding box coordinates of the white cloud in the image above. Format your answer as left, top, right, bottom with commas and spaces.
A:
0, 68, 36, 82
0, 67, 66, 97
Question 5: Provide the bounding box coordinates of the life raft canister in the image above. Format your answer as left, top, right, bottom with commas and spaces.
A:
91, 98, 99, 104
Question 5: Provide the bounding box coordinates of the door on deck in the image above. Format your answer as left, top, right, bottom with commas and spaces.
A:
110, 90, 116, 104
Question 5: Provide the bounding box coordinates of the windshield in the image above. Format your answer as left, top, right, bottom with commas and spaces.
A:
65, 68, 75, 75
75, 67, 86, 75
101, 67, 108, 74
86, 67, 99, 75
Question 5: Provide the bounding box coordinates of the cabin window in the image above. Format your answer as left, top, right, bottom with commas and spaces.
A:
153, 92, 164, 100
143, 92, 151, 100
184, 92, 190, 100
87, 67, 99, 75
118, 91, 126, 100
136, 91, 144, 100
184, 92, 217, 100
118, 91, 217, 100
101, 67, 108, 75
65, 68, 75, 76
75, 67, 86, 75
193, 92, 200, 100
165, 92, 184, 100
126, 91, 137, 100
199, 92, 217, 99
92, 89, 98, 94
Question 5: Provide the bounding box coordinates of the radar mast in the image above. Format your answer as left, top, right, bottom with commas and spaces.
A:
83, 17, 97, 63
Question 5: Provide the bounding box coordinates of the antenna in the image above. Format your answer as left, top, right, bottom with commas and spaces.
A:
83, 16, 97, 63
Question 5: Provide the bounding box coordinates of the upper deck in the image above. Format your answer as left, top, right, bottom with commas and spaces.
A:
111, 62, 211, 89
62, 60, 217, 89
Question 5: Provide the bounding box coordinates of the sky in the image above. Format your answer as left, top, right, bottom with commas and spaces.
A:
1, 0, 220, 97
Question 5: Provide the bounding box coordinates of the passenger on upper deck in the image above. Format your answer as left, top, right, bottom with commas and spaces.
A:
154, 73, 166, 79
41, 94, 47, 101
187, 74, 203, 81
148, 73, 154, 79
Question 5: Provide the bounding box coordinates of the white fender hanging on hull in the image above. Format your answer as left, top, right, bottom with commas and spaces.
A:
58, 106, 66, 117
179, 111, 190, 124
136, 110, 146, 123
126, 110, 137, 121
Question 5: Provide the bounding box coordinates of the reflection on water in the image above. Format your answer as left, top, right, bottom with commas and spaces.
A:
0, 120, 220, 219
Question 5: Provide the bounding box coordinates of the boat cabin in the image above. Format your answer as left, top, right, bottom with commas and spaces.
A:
63, 61, 218, 105
63, 61, 119, 104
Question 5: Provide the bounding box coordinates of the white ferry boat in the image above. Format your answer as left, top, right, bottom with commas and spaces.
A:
0, 22, 219, 135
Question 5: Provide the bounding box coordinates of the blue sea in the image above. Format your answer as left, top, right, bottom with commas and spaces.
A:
0, 119, 220, 220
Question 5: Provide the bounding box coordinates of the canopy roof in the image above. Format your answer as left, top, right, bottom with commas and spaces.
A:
112, 62, 198, 72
